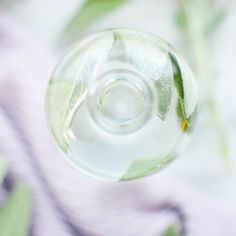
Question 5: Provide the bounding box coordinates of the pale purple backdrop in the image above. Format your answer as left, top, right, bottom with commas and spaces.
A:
0, 9, 236, 236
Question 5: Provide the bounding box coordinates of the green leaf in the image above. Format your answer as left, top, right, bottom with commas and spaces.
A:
175, 7, 187, 31
64, 0, 128, 36
205, 8, 226, 36
63, 81, 82, 129
47, 80, 74, 151
0, 158, 8, 185
155, 75, 172, 121
169, 53, 184, 103
176, 100, 188, 132
169, 53, 185, 117
0, 183, 32, 236
121, 154, 175, 181
109, 32, 130, 62
169, 52, 198, 131
163, 225, 180, 236
186, 104, 198, 128
121, 159, 158, 181
176, 100, 198, 132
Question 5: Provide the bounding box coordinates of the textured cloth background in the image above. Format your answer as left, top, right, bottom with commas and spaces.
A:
0, 9, 236, 236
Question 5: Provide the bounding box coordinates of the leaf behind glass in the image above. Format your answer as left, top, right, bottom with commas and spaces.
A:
64, 0, 127, 37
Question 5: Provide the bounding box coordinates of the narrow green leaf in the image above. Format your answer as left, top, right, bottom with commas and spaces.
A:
169, 52, 198, 131
48, 80, 74, 151
109, 32, 130, 62
64, 0, 127, 36
0, 183, 32, 236
205, 8, 226, 36
175, 7, 187, 31
0, 158, 8, 184
186, 105, 198, 127
121, 154, 175, 181
121, 159, 158, 181
176, 100, 198, 132
169, 52, 186, 122
155, 75, 172, 121
163, 225, 180, 236
169, 53, 184, 102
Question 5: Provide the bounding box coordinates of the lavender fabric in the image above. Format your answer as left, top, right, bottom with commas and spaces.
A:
0, 9, 236, 236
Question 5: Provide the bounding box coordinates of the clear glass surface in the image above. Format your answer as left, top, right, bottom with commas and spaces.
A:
46, 28, 198, 181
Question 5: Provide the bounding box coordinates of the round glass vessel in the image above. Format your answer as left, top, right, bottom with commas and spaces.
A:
46, 28, 198, 181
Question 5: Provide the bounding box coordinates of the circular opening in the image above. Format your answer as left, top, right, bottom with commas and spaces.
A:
87, 69, 154, 134
99, 79, 143, 123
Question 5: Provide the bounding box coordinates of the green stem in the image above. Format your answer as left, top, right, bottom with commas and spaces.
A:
179, 0, 230, 163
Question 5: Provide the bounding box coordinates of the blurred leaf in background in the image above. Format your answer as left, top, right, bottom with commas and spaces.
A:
0, 158, 32, 236
163, 225, 180, 236
0, 159, 8, 185
64, 0, 128, 38
176, 1, 226, 37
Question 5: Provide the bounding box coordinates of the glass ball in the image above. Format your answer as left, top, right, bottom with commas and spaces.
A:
46, 28, 198, 181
